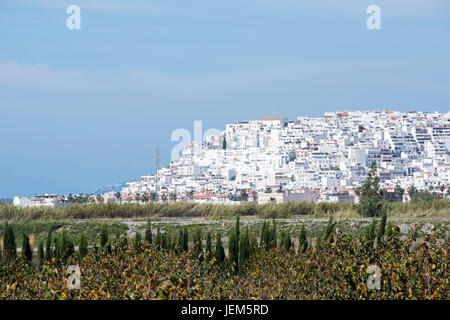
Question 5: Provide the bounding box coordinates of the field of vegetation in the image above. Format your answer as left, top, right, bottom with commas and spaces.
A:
1, 199, 450, 221
0, 212, 448, 300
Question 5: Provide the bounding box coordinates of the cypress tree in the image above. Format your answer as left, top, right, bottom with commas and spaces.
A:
262, 221, 270, 249
79, 234, 88, 257
66, 237, 75, 257
58, 230, 74, 259
193, 228, 203, 261
54, 237, 60, 259
238, 228, 250, 271
183, 227, 189, 251
367, 219, 377, 241
270, 219, 277, 248
38, 240, 44, 266
249, 234, 258, 256
3, 222, 16, 260
145, 221, 152, 244
122, 235, 128, 249
22, 233, 32, 263
169, 232, 175, 251
135, 231, 142, 249
155, 228, 162, 249
377, 208, 388, 243
56, 230, 74, 260
281, 230, 292, 252
60, 230, 68, 258
214, 232, 225, 267
100, 225, 108, 249
386, 223, 394, 238
228, 229, 237, 268
228, 216, 240, 270
45, 230, 52, 260
177, 228, 184, 252
298, 225, 308, 254
260, 221, 267, 247
235, 216, 240, 246
205, 231, 212, 261
162, 231, 169, 250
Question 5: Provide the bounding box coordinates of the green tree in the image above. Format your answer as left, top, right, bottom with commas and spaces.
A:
269, 219, 277, 248
177, 228, 189, 252
22, 233, 32, 263
100, 225, 109, 249
183, 227, 189, 251
298, 225, 308, 254
134, 231, 142, 249
59, 230, 67, 258
79, 234, 88, 257
280, 230, 292, 252
145, 221, 152, 244
150, 192, 158, 201
59, 230, 74, 259
260, 220, 269, 248
366, 219, 377, 241
238, 228, 250, 271
228, 216, 240, 271
260, 220, 278, 250
167, 232, 175, 251
155, 228, 162, 249
45, 230, 52, 260
53, 237, 60, 259
38, 240, 44, 266
193, 227, 203, 261
394, 185, 405, 198
358, 161, 383, 217
65, 237, 75, 257
3, 222, 16, 260
376, 208, 388, 243
214, 232, 226, 267
249, 234, 258, 256
205, 231, 212, 261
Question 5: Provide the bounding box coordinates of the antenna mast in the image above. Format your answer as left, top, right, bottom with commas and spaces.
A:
155, 147, 159, 195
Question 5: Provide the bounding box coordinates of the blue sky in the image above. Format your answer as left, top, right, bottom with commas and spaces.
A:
0, 0, 449, 198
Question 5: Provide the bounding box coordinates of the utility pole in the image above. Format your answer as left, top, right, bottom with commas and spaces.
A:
155, 147, 159, 195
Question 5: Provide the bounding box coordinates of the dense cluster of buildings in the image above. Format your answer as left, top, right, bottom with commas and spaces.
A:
119, 110, 450, 204
13, 110, 450, 207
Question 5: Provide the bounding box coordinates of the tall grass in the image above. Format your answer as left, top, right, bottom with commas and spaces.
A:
0, 200, 448, 221
385, 200, 450, 217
